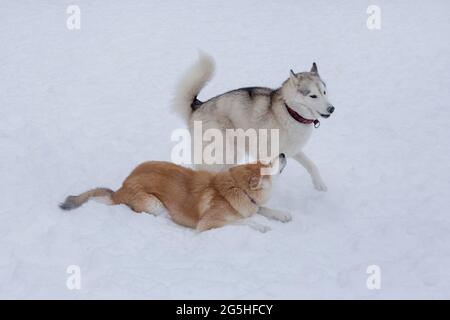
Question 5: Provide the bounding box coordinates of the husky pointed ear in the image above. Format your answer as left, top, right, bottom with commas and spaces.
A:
310, 62, 318, 74
299, 89, 310, 96
289, 69, 298, 84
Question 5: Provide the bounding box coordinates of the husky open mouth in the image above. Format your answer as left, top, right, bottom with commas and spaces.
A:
319, 113, 331, 119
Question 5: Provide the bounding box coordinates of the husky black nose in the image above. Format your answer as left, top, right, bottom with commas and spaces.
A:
327, 106, 335, 114
279, 153, 285, 159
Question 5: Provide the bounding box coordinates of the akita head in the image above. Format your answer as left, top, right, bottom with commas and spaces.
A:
229, 154, 286, 206
281, 63, 335, 120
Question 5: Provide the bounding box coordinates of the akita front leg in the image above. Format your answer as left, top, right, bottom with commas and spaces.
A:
293, 151, 327, 191
197, 211, 270, 233
258, 206, 292, 222
231, 219, 271, 233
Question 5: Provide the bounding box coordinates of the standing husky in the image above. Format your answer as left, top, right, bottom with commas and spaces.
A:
172, 53, 335, 191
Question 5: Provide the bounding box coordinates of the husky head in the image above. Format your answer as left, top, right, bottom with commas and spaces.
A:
281, 63, 335, 120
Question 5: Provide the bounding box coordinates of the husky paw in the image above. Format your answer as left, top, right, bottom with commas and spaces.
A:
313, 179, 327, 192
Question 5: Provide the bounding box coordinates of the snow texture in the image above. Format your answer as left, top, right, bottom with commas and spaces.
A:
0, 0, 449, 299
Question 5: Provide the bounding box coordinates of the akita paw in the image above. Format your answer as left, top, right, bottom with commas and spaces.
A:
276, 212, 292, 223
257, 225, 271, 233
313, 179, 328, 192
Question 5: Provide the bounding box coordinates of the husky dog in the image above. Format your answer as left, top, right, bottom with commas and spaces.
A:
172, 53, 335, 191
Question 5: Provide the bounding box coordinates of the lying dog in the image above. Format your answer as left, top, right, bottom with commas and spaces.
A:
59, 154, 290, 232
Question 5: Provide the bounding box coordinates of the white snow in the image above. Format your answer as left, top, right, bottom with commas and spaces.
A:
1, 0, 449, 299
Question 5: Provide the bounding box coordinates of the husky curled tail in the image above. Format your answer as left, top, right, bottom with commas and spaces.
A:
172, 52, 215, 122
59, 188, 114, 210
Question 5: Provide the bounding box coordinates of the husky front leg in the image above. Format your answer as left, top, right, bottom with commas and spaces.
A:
258, 207, 292, 222
293, 151, 327, 191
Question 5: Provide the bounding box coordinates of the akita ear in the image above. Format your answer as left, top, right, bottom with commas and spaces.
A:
289, 69, 298, 84
249, 175, 262, 190
310, 62, 318, 74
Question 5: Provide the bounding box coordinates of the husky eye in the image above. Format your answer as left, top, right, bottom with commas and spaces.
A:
309, 95, 318, 98
324, 91, 326, 95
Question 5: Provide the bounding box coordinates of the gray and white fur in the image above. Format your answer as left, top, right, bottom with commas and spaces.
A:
172, 53, 335, 191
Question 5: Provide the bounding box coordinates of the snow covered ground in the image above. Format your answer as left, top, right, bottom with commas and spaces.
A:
1, 0, 449, 299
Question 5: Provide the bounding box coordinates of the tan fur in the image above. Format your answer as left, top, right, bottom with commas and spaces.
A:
60, 161, 274, 232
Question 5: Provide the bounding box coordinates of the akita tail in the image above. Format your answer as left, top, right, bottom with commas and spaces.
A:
172, 52, 215, 122
59, 187, 115, 210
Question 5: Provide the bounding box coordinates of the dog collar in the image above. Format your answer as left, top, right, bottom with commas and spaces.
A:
243, 189, 257, 205
284, 103, 320, 128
